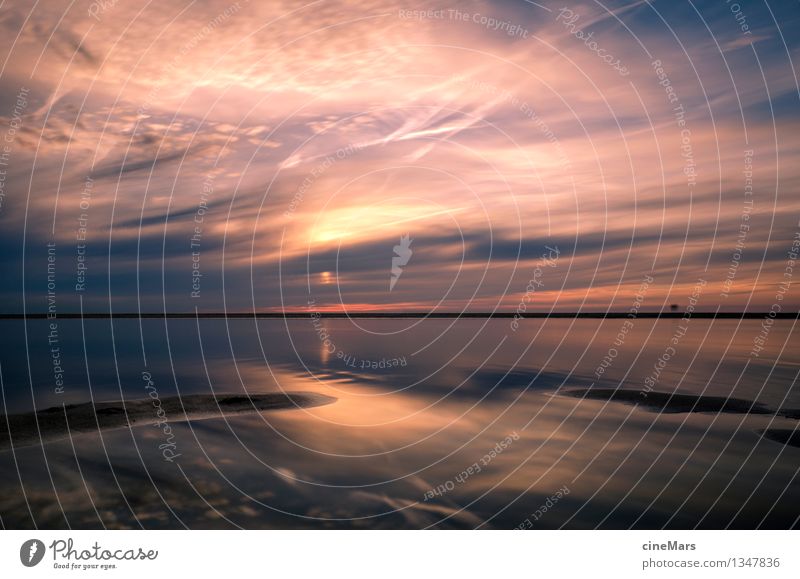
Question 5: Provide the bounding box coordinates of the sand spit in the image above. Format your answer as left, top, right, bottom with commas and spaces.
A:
561, 388, 780, 415
759, 429, 800, 449
562, 388, 800, 449
0, 392, 336, 451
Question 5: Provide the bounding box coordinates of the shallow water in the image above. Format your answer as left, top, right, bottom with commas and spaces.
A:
0, 318, 798, 529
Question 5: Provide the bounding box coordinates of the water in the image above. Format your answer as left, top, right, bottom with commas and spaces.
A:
1, 318, 798, 529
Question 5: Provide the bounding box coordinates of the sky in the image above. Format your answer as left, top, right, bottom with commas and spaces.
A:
1, 0, 799, 313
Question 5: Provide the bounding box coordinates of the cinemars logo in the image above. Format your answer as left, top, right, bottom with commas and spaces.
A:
19, 538, 158, 569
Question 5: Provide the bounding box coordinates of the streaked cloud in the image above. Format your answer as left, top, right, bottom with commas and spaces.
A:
1, 0, 798, 312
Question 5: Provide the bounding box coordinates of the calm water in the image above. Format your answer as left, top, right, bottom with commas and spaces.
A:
1, 318, 798, 529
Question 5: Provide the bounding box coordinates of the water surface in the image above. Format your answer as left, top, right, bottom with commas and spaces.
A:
1, 318, 798, 529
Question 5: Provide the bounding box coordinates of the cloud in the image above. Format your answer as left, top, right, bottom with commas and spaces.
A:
1, 0, 799, 312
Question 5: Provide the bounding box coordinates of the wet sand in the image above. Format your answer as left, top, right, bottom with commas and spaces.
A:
0, 392, 336, 451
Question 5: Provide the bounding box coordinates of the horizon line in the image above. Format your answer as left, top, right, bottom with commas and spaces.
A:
0, 312, 797, 320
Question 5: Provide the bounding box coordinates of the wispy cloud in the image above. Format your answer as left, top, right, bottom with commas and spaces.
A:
1, 0, 799, 312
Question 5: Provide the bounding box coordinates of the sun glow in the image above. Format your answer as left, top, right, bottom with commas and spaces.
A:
309, 206, 465, 245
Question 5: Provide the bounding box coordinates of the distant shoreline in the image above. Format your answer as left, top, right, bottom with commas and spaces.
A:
1, 312, 798, 320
